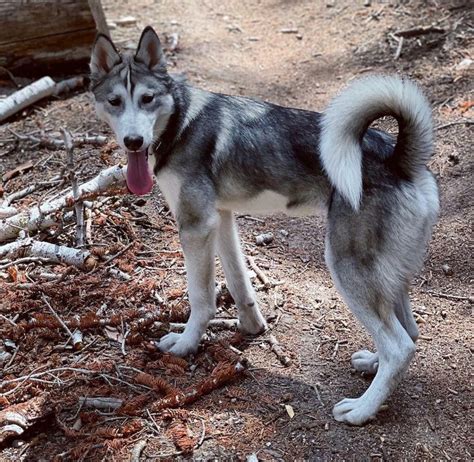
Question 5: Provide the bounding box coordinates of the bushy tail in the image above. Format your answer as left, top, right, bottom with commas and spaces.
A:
319, 75, 433, 210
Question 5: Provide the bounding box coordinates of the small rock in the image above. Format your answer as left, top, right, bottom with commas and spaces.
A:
115, 16, 137, 26
455, 58, 472, 72
248, 37, 260, 41
281, 28, 298, 34
255, 232, 274, 246
441, 264, 453, 276
106, 21, 117, 30
296, 34, 303, 40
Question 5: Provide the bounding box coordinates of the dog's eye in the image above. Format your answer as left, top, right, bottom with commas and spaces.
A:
108, 96, 122, 107
141, 94, 155, 104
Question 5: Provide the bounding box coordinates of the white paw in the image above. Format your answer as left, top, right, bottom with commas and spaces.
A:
333, 397, 377, 426
238, 306, 267, 335
157, 332, 198, 357
351, 350, 379, 374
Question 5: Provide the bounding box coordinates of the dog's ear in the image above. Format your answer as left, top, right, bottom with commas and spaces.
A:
90, 34, 121, 77
134, 26, 166, 71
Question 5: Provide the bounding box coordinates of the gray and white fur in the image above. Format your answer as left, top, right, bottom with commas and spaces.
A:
90, 27, 439, 426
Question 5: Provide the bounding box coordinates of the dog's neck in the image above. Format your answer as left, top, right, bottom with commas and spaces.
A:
151, 79, 188, 172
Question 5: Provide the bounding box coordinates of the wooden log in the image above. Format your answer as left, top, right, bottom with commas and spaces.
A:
0, 0, 108, 76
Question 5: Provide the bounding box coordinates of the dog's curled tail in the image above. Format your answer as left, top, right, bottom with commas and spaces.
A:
319, 75, 433, 210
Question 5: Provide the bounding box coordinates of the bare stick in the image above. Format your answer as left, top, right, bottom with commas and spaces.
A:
0, 164, 127, 242
0, 77, 56, 123
267, 334, 291, 366
424, 290, 473, 303
435, 119, 474, 131
61, 128, 85, 247
247, 255, 272, 289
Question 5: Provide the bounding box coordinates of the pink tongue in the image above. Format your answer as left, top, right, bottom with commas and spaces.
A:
126, 150, 154, 195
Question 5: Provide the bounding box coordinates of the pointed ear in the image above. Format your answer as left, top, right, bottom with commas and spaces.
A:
134, 26, 166, 70
90, 34, 121, 77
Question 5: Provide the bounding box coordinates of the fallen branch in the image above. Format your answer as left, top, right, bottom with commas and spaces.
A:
0, 164, 128, 242
0, 206, 18, 219
7, 128, 107, 149
0, 76, 88, 123
0, 77, 56, 123
394, 25, 445, 38
0, 238, 97, 270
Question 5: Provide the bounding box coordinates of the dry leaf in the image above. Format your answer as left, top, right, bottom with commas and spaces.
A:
285, 404, 295, 419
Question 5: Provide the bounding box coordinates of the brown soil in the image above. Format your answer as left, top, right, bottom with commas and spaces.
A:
0, 1, 473, 461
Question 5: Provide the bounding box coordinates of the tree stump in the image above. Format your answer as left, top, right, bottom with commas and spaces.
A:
0, 0, 109, 77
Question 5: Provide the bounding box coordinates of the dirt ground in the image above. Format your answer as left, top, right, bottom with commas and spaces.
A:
0, 0, 473, 461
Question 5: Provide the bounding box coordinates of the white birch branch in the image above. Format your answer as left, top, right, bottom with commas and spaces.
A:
0, 238, 97, 270
0, 165, 127, 243
61, 129, 85, 247
0, 207, 18, 219
0, 77, 56, 123
7, 129, 107, 149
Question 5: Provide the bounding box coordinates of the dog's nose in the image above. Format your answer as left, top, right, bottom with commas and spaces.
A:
124, 135, 144, 151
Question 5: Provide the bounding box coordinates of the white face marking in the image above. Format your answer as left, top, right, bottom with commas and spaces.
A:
96, 81, 174, 152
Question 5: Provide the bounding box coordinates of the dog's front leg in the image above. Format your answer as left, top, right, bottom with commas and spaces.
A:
157, 207, 218, 357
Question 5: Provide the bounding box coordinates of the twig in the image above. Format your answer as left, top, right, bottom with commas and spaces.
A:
61, 128, 85, 247
435, 119, 474, 131
42, 293, 75, 341
424, 290, 473, 303
394, 36, 404, 60
267, 334, 291, 366
247, 255, 272, 289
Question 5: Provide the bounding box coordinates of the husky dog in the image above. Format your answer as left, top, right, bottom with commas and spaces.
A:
90, 27, 439, 425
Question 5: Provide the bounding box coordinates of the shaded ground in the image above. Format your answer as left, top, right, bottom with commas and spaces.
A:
0, 0, 473, 461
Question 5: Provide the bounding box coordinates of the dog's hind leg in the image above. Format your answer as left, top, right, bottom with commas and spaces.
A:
395, 290, 419, 342
217, 210, 267, 335
350, 291, 418, 375
325, 240, 415, 425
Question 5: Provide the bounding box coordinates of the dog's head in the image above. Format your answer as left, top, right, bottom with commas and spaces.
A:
90, 26, 174, 194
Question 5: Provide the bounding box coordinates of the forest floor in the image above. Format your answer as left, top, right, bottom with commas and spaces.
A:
0, 0, 472, 461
